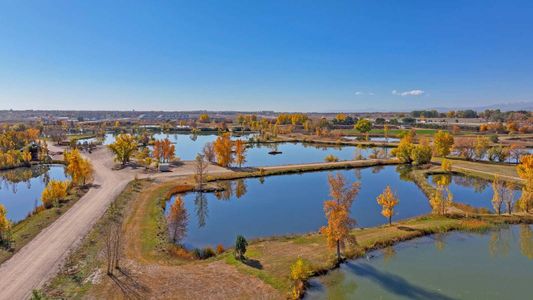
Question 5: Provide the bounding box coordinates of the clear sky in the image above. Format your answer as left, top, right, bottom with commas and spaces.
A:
1, 0, 532, 112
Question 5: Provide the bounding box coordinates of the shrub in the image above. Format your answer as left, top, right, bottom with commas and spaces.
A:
290, 257, 312, 299
216, 244, 225, 254
192, 247, 217, 260
324, 154, 339, 162
41, 180, 70, 208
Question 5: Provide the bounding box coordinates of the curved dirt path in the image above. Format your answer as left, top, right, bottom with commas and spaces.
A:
0, 147, 133, 300
0, 145, 230, 300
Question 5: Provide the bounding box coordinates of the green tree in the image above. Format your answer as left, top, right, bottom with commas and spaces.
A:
234, 235, 248, 261
354, 119, 372, 140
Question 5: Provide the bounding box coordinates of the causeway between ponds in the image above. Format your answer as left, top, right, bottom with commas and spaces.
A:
0, 145, 396, 300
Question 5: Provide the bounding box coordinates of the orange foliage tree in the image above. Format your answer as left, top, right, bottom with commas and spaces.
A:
213, 133, 233, 167
376, 185, 399, 225
320, 173, 360, 261
153, 138, 176, 163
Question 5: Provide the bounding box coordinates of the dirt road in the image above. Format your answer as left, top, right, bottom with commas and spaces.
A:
0, 145, 230, 300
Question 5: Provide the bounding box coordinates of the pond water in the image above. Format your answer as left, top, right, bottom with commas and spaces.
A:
166, 165, 430, 249
427, 174, 521, 212
0, 165, 68, 223
305, 225, 533, 300
150, 133, 391, 165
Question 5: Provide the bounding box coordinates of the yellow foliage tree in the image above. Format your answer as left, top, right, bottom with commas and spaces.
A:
430, 176, 453, 215
234, 139, 247, 167
290, 257, 311, 299
441, 158, 452, 172
213, 133, 233, 167
433, 130, 454, 157
517, 155, 533, 212
41, 180, 70, 208
0, 204, 11, 245
492, 176, 505, 215
108, 134, 138, 166
320, 173, 360, 261
65, 149, 93, 186
376, 185, 399, 225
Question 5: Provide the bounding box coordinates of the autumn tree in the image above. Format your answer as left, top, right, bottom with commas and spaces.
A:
320, 173, 360, 262
65, 149, 93, 186
410, 138, 433, 165
108, 134, 138, 166
474, 136, 490, 160
517, 155, 533, 212
234, 139, 247, 167
0, 204, 11, 247
492, 176, 505, 215
290, 257, 311, 299
433, 130, 454, 157
430, 176, 453, 215
392, 135, 415, 163
198, 113, 210, 123
213, 133, 233, 167
504, 182, 516, 215
383, 124, 390, 142
376, 186, 399, 225
41, 180, 70, 208
441, 158, 452, 172
167, 196, 188, 244
153, 138, 176, 163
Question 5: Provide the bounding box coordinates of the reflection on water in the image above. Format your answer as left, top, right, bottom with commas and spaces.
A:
0, 165, 68, 222
428, 174, 521, 212
306, 225, 533, 300
107, 132, 392, 166
166, 166, 429, 249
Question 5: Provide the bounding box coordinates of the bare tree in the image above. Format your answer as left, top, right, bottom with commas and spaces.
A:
195, 154, 209, 189
105, 203, 123, 275
202, 143, 216, 163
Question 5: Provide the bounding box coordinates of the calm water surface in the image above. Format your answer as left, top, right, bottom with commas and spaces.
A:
166, 166, 430, 248
106, 132, 392, 165
0, 165, 68, 222
427, 174, 521, 212
306, 225, 533, 300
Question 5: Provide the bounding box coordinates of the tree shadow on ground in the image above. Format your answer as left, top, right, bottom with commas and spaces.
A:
109, 267, 151, 300
243, 258, 263, 269
345, 262, 457, 300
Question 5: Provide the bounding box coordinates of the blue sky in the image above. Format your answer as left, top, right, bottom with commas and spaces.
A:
1, 0, 532, 112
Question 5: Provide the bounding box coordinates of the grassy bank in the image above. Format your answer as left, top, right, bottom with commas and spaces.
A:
42, 179, 148, 298
0, 185, 88, 264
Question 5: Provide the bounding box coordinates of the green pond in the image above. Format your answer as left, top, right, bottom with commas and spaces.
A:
305, 225, 533, 300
